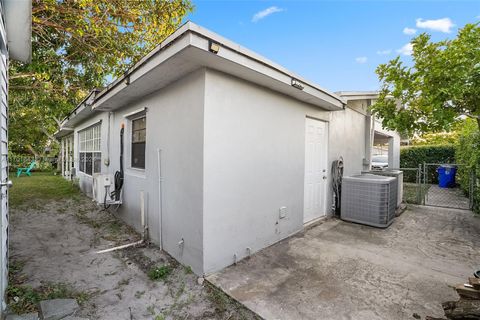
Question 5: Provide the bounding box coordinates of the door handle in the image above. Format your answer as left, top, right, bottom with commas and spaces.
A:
1, 180, 12, 188
323, 176, 327, 180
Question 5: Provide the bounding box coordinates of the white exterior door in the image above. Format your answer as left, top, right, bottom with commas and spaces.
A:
304, 117, 328, 223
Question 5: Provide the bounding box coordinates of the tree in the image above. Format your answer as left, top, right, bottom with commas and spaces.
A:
372, 22, 480, 137
10, 0, 193, 155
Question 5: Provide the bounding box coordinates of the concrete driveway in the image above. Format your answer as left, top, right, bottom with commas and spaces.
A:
207, 206, 480, 320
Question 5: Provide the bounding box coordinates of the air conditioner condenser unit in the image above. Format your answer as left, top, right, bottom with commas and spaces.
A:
92, 174, 122, 205
341, 174, 397, 228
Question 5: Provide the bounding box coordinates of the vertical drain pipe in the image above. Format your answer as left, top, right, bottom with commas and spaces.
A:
140, 191, 147, 241
157, 148, 164, 250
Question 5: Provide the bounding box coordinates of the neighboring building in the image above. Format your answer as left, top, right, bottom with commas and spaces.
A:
337, 91, 401, 169
55, 22, 400, 276
0, 0, 31, 315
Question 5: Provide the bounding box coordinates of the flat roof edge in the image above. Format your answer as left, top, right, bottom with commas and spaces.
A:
61, 21, 346, 126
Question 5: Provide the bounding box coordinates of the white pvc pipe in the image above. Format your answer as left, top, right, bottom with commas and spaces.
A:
95, 240, 143, 254
157, 148, 163, 250
140, 190, 145, 237
96, 191, 146, 255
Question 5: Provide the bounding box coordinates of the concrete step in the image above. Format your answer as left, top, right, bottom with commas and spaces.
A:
6, 313, 39, 320
39, 299, 79, 320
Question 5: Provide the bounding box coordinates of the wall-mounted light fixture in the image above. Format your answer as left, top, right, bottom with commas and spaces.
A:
291, 78, 304, 90
209, 41, 220, 54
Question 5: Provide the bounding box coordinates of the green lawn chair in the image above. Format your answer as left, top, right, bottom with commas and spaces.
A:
16, 161, 36, 177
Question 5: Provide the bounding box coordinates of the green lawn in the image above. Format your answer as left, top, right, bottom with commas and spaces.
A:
9, 172, 80, 208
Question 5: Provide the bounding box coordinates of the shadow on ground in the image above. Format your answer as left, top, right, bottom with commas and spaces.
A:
208, 205, 480, 320
8, 173, 258, 320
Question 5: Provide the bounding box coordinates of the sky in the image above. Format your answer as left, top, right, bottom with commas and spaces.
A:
187, 0, 480, 92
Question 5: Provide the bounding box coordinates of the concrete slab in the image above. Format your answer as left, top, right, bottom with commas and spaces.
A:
6, 313, 39, 320
39, 299, 79, 320
208, 206, 480, 320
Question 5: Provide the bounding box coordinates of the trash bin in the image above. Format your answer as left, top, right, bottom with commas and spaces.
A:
437, 165, 457, 188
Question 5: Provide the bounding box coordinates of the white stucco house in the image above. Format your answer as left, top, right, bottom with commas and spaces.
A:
55, 22, 400, 275
0, 0, 31, 315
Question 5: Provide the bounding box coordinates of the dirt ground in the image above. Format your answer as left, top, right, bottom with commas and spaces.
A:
9, 195, 259, 320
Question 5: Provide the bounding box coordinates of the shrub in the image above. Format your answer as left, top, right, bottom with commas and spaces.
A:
8, 153, 57, 173
147, 265, 172, 281
400, 145, 456, 182
455, 120, 480, 213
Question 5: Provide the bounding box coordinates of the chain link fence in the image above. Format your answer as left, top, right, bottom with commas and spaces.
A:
422, 163, 473, 210
376, 164, 475, 210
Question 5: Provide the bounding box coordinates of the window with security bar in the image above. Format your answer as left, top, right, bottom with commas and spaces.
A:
78, 124, 101, 175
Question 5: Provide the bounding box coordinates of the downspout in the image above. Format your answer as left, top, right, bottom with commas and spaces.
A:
364, 99, 374, 171
157, 148, 163, 250
106, 112, 112, 167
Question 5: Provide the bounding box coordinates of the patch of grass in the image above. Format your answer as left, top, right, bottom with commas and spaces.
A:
147, 265, 172, 281
7, 282, 89, 315
9, 172, 80, 208
146, 304, 156, 315
206, 283, 231, 315
205, 282, 262, 319
7, 259, 88, 314
184, 265, 193, 274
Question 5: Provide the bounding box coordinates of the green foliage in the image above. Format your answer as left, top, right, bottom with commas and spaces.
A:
372, 22, 480, 136
400, 145, 456, 182
411, 132, 459, 146
9, 172, 79, 208
7, 282, 88, 315
7, 260, 88, 315
8, 153, 56, 172
410, 119, 472, 146
148, 265, 172, 281
455, 119, 480, 213
10, 0, 193, 155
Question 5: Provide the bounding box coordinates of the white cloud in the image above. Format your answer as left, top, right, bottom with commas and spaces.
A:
252, 6, 284, 22
403, 27, 417, 35
416, 18, 455, 33
355, 56, 368, 64
376, 49, 392, 55
397, 43, 413, 56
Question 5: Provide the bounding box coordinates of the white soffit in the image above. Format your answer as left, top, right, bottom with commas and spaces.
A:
4, 0, 32, 63
93, 22, 345, 112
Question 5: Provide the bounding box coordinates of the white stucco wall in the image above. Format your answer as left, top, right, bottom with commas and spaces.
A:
69, 68, 400, 276
328, 107, 368, 176
201, 70, 396, 274
344, 98, 401, 170
202, 69, 333, 274
73, 69, 206, 274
